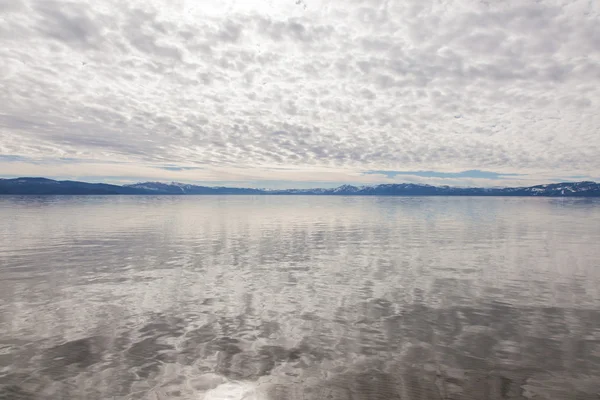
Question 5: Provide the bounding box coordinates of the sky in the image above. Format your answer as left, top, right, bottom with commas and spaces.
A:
1, 0, 599, 188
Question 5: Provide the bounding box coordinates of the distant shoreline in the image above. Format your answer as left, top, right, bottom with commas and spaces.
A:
1, 177, 599, 197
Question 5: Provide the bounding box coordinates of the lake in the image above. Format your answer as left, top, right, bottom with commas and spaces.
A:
1, 196, 599, 399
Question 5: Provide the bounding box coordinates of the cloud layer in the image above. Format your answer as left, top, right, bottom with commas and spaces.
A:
1, 0, 599, 186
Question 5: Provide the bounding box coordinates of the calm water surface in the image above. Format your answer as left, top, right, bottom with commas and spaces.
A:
1, 196, 600, 400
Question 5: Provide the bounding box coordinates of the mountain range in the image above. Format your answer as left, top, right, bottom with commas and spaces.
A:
1, 177, 600, 196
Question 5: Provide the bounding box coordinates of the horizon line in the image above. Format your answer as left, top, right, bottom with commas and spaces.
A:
1, 176, 598, 191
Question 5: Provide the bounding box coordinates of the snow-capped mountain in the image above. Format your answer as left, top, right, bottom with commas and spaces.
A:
510, 181, 600, 196
331, 185, 362, 194
126, 182, 263, 195
127, 182, 193, 194
125, 180, 600, 196
2, 178, 600, 196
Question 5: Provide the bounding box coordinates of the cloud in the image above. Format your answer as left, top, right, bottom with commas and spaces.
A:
365, 170, 523, 180
0, 0, 599, 186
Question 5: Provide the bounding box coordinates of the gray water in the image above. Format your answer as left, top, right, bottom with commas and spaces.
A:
1, 196, 599, 400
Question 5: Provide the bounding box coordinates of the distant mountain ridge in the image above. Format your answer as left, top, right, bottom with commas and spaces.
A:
128, 181, 264, 195
1, 177, 600, 196
0, 177, 149, 195
131, 180, 600, 196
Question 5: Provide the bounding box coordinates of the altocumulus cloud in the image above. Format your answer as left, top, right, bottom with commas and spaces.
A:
0, 0, 599, 187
